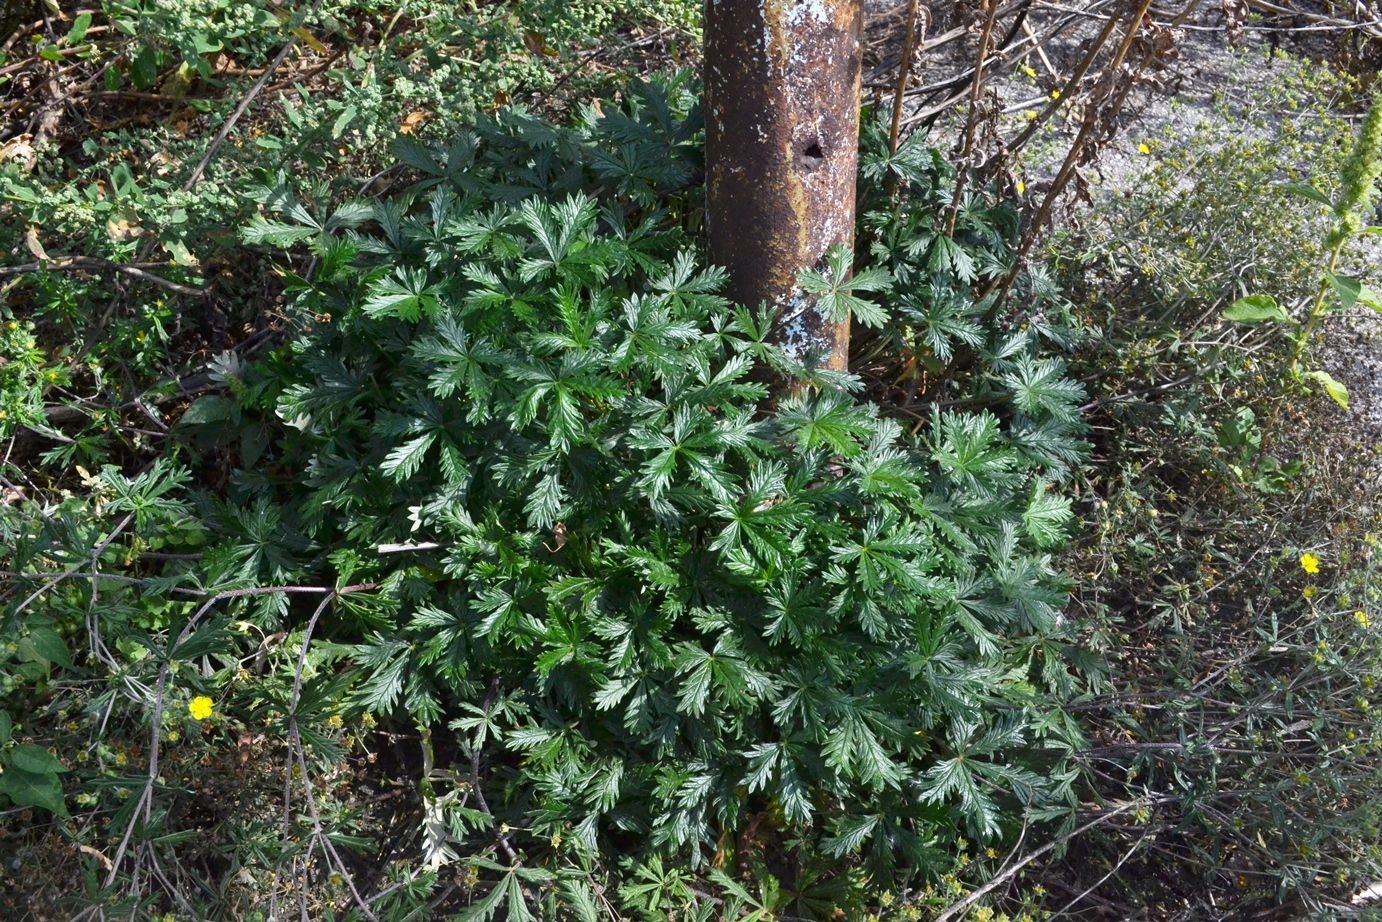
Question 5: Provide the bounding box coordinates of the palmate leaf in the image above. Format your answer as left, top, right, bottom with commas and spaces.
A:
652, 249, 730, 315
776, 389, 877, 457
796, 244, 893, 327
363, 267, 446, 321
240, 217, 321, 248
672, 633, 772, 718
352, 634, 411, 714
381, 432, 436, 482
517, 193, 605, 282
822, 813, 881, 857
1003, 354, 1085, 422
822, 711, 904, 790
1022, 481, 1073, 548
931, 410, 1021, 494
413, 314, 500, 412
918, 754, 1000, 837
456, 870, 535, 922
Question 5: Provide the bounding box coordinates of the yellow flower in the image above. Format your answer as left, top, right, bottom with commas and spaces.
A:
1302, 585, 1316, 599
188, 695, 214, 721
1300, 552, 1320, 574
1016, 181, 1026, 195
1024, 110, 1038, 120
1356, 610, 1372, 628
1050, 90, 1061, 100
1137, 142, 1151, 155
1022, 65, 1037, 78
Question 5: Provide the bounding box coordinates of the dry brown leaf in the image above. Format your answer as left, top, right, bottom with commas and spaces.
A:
1, 135, 37, 171
106, 214, 144, 242
24, 226, 49, 261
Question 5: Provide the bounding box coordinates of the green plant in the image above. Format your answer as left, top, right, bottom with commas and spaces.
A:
219, 81, 1092, 914
1222, 89, 1382, 409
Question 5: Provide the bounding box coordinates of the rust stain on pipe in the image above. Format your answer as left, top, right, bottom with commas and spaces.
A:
704, 0, 863, 373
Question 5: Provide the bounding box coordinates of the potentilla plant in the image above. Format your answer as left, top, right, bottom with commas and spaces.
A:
87, 78, 1097, 917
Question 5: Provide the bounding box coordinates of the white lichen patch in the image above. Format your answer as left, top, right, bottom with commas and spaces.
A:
777, 289, 836, 364
786, 0, 832, 27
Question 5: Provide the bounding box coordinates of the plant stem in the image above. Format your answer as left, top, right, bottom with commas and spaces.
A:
1291, 244, 1343, 375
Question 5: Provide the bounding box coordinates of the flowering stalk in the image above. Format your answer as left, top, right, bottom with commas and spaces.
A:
1292, 92, 1382, 373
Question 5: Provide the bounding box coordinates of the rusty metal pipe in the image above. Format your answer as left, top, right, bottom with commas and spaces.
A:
703, 0, 863, 373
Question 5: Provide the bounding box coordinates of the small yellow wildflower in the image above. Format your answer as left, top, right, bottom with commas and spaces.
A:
1302, 585, 1317, 599
188, 695, 214, 721
1300, 552, 1320, 574
1024, 110, 1038, 120
1016, 181, 1026, 195
1137, 142, 1151, 155
1050, 90, 1060, 100
1022, 65, 1037, 78
1356, 610, 1372, 628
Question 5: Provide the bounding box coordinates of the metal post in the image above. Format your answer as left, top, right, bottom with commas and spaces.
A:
704, 0, 863, 373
